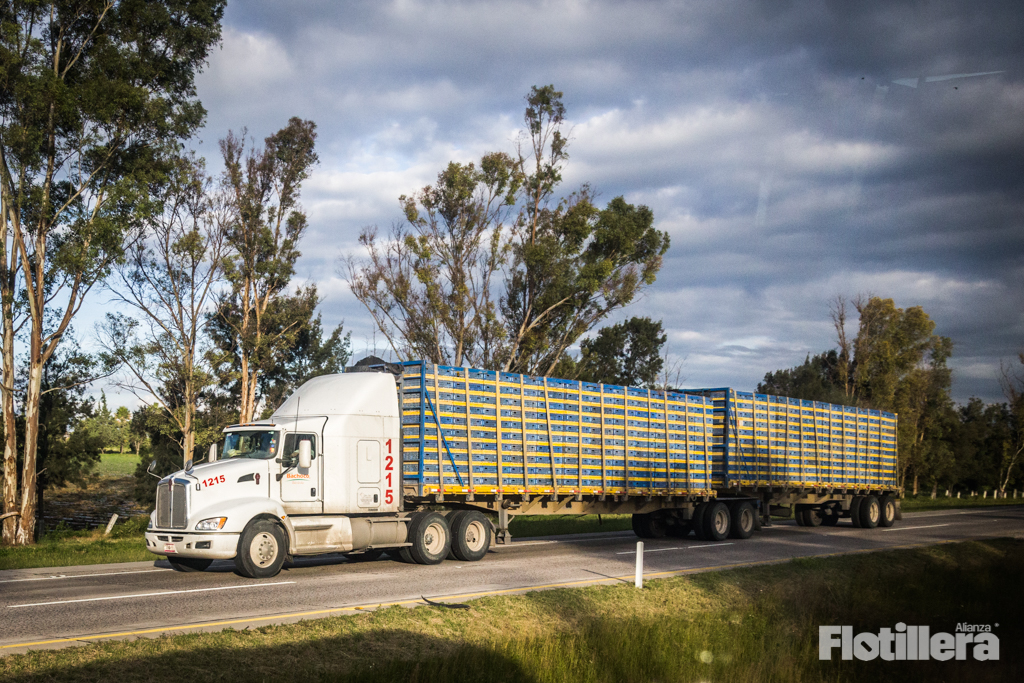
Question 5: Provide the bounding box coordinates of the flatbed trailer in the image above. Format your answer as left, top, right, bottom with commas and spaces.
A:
396, 361, 902, 541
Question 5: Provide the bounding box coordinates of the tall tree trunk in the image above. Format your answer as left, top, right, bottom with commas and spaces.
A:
912, 473, 919, 496
1, 303, 17, 545
930, 481, 937, 499
16, 359, 43, 544
238, 352, 253, 423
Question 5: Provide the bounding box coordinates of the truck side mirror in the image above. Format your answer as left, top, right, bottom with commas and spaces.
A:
298, 440, 312, 469
209, 443, 218, 463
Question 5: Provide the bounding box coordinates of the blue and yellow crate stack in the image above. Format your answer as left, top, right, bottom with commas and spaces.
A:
399, 362, 897, 499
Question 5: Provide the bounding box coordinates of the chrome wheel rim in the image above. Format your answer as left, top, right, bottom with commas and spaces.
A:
868, 502, 880, 523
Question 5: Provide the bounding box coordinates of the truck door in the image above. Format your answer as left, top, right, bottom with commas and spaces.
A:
280, 432, 322, 514
356, 439, 382, 509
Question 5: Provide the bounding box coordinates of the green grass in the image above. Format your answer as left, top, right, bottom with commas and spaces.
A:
508, 513, 633, 537
95, 450, 140, 478
0, 517, 151, 570
900, 493, 1023, 512
1, 538, 1019, 681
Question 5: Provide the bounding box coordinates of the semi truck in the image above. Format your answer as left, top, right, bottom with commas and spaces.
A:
144, 360, 902, 578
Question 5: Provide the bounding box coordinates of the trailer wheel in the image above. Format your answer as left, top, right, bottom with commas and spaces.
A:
691, 503, 709, 540
878, 495, 896, 527
820, 505, 840, 526
849, 496, 864, 528
450, 510, 491, 561
728, 502, 755, 539
859, 495, 880, 529
703, 502, 730, 541
407, 511, 451, 565
168, 557, 212, 572
234, 519, 287, 579
632, 512, 668, 539
802, 508, 823, 527
794, 505, 806, 526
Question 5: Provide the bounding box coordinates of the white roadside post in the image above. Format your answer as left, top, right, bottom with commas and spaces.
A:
104, 513, 119, 535
635, 541, 644, 588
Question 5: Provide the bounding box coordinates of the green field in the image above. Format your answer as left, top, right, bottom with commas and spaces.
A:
95, 450, 139, 478
2, 538, 1019, 681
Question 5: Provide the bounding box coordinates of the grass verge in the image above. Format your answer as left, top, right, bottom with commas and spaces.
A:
899, 494, 1023, 512
2, 538, 1020, 681
0, 517, 151, 571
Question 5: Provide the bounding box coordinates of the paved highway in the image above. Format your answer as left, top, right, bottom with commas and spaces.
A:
2, 506, 1022, 654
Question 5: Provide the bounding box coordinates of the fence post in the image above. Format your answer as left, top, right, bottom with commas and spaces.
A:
635, 541, 644, 589
104, 513, 119, 535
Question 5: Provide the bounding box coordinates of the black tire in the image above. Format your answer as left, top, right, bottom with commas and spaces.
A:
691, 503, 709, 540
407, 511, 451, 565
345, 549, 384, 562
803, 507, 823, 527
450, 510, 491, 561
728, 502, 755, 539
631, 513, 647, 538
849, 496, 863, 528
820, 505, 840, 526
794, 505, 806, 526
859, 494, 880, 529
168, 557, 212, 572
234, 519, 288, 579
668, 518, 691, 537
702, 501, 730, 541
878, 495, 896, 528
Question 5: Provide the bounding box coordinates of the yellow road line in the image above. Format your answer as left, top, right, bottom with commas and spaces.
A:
0, 536, 979, 652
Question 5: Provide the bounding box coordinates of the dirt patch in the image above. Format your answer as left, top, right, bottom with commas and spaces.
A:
41, 477, 149, 531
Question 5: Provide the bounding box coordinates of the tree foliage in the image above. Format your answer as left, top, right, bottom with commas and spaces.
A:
347, 86, 670, 375
573, 316, 667, 388
0, 0, 225, 544
100, 152, 226, 467
218, 118, 319, 422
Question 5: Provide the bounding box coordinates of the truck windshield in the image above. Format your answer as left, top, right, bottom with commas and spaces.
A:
222, 430, 280, 460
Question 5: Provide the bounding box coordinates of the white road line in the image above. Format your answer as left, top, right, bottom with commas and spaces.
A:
0, 569, 172, 585
883, 523, 952, 532
9, 581, 295, 608
615, 543, 734, 555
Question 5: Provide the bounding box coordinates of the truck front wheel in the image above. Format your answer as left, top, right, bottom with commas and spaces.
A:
235, 520, 287, 579
407, 511, 451, 565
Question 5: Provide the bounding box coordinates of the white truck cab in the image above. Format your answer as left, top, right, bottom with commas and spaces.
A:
143, 372, 472, 577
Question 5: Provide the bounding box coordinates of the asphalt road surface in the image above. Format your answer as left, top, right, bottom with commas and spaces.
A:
2, 506, 1023, 655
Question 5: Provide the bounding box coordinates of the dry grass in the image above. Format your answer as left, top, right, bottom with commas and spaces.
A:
2, 538, 1021, 682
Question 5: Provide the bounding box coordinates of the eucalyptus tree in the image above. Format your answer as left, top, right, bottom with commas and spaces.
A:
101, 153, 227, 467
347, 86, 670, 374
0, 0, 224, 544
217, 118, 319, 423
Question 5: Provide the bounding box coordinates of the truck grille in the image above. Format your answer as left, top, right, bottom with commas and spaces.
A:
156, 480, 188, 529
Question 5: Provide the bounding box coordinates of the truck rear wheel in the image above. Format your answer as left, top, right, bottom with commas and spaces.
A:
235, 520, 287, 579
794, 505, 806, 526
703, 502, 730, 541
449, 510, 491, 561
407, 511, 451, 565
878, 495, 896, 527
859, 495, 880, 529
728, 502, 755, 539
691, 503, 709, 540
802, 507, 823, 527
849, 496, 864, 528
820, 504, 840, 526
168, 557, 212, 572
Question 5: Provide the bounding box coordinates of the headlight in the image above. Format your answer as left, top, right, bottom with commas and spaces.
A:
195, 517, 227, 531
148, 513, 154, 530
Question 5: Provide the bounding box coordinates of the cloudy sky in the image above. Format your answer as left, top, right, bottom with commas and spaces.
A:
101, 0, 1024, 405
